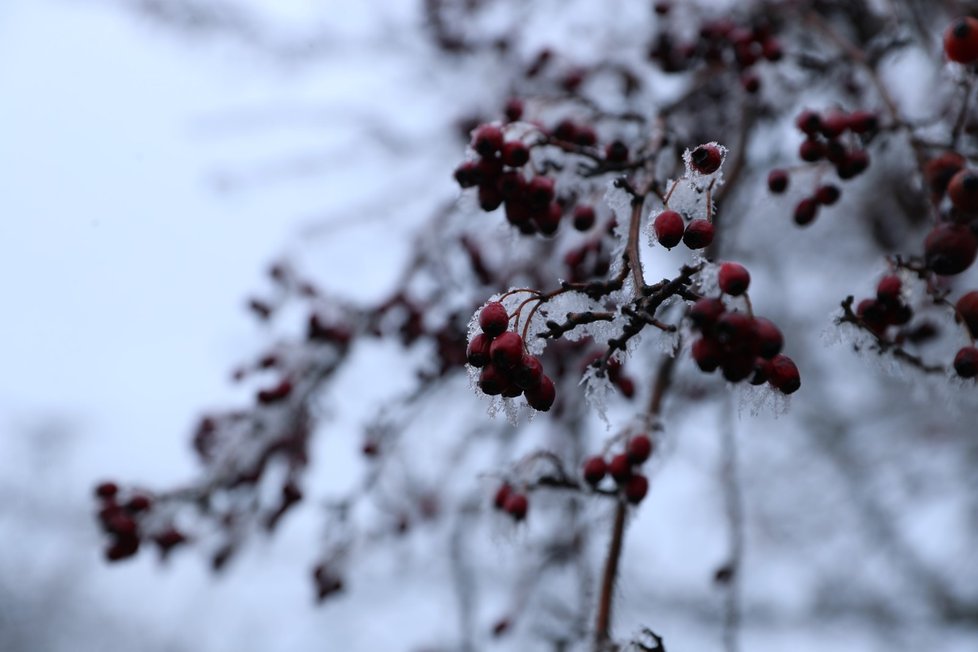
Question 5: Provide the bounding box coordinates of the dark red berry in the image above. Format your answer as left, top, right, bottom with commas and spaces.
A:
857, 298, 887, 335
740, 71, 760, 94
573, 205, 596, 231
95, 482, 119, 499
690, 297, 726, 330
768, 354, 801, 394
718, 262, 751, 296
490, 332, 524, 369
527, 176, 555, 208
799, 138, 825, 162
795, 110, 822, 135
624, 474, 649, 504
454, 161, 481, 188
836, 149, 870, 179
467, 333, 492, 367
924, 223, 978, 275
767, 169, 789, 193
479, 302, 509, 337
794, 198, 819, 226
494, 483, 512, 510
654, 210, 685, 248
948, 169, 978, 212
815, 184, 841, 206
626, 435, 653, 464
127, 494, 152, 512
478, 184, 504, 211
752, 317, 784, 359
472, 125, 504, 157
690, 144, 723, 174
924, 152, 966, 196
715, 312, 753, 345
504, 98, 524, 122
608, 453, 632, 483
876, 275, 902, 304
513, 354, 543, 389
944, 17, 978, 64
761, 37, 783, 61
954, 346, 978, 378
257, 379, 293, 404
605, 140, 629, 162
846, 111, 878, 134
501, 141, 529, 167
583, 456, 608, 485
479, 364, 507, 396
692, 337, 722, 372
820, 111, 849, 138
504, 493, 528, 521
525, 375, 556, 411
956, 291, 978, 337
683, 219, 714, 249
721, 353, 755, 382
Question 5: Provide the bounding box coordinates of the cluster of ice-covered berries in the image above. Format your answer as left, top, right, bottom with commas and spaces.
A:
453, 124, 568, 236
689, 263, 800, 393
648, 11, 783, 94
767, 108, 878, 226
95, 482, 185, 561
953, 291, 978, 379
467, 301, 556, 411
582, 433, 654, 504
922, 152, 978, 276
855, 274, 913, 337
651, 143, 725, 249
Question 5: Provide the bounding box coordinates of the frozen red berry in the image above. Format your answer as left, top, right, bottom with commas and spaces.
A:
944, 17, 978, 64
467, 333, 492, 367
479, 302, 509, 337
654, 210, 685, 248
95, 482, 119, 499
924, 152, 966, 197
924, 223, 978, 276
794, 198, 819, 226
692, 337, 722, 372
454, 161, 481, 188
472, 125, 504, 157
815, 184, 841, 206
876, 275, 902, 304
479, 364, 507, 396
690, 144, 723, 174
608, 453, 632, 483
623, 474, 649, 504
767, 169, 789, 193
525, 375, 556, 411
956, 291, 978, 337
504, 493, 528, 521
512, 354, 543, 389
583, 456, 608, 485
768, 354, 800, 394
493, 483, 512, 510
683, 219, 714, 249
572, 205, 596, 231
626, 434, 653, 464
490, 332, 524, 369
501, 141, 529, 167
690, 297, 726, 330
795, 110, 822, 135
718, 262, 751, 296
752, 317, 784, 359
948, 169, 978, 212
954, 346, 978, 378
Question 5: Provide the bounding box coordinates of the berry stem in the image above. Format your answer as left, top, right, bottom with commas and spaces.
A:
627, 198, 647, 293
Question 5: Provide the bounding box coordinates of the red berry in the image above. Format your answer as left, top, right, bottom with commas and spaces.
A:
493, 483, 512, 510
924, 152, 966, 196
257, 379, 293, 404
718, 262, 751, 296
955, 291, 978, 337
857, 298, 888, 335
683, 219, 714, 249
472, 125, 504, 157
815, 184, 841, 206
105, 535, 140, 562
836, 149, 870, 179
690, 297, 726, 330
623, 474, 649, 504
454, 161, 481, 188
740, 71, 760, 94
95, 482, 119, 499
608, 453, 632, 483
820, 111, 849, 138
533, 202, 563, 236
583, 456, 608, 485
605, 140, 629, 162
466, 333, 492, 367
479, 364, 507, 396
799, 138, 825, 162
876, 275, 902, 304
761, 37, 783, 61
715, 312, 753, 345
795, 110, 822, 135
525, 375, 556, 411
767, 169, 789, 193
654, 210, 685, 248
944, 17, 978, 64
513, 354, 543, 389
721, 353, 756, 382
954, 346, 978, 378
948, 169, 978, 212
692, 337, 722, 372
478, 184, 504, 212
752, 317, 784, 359
527, 176, 555, 208
793, 198, 819, 226
501, 141, 529, 167
768, 354, 801, 394
924, 223, 978, 276
572, 205, 596, 231
846, 111, 878, 134
504, 98, 524, 122
479, 302, 509, 337
504, 493, 528, 521
690, 144, 723, 174
626, 435, 653, 464
490, 332, 524, 369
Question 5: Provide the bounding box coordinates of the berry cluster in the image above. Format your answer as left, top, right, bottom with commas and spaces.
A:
95, 482, 184, 561
493, 482, 529, 521
954, 291, 978, 379
919, 144, 978, 276
768, 108, 877, 226
467, 301, 556, 411
653, 209, 714, 250
689, 263, 799, 393
581, 434, 654, 504
854, 275, 913, 336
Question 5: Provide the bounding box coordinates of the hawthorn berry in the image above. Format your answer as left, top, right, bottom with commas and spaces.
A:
472, 125, 504, 157
836, 149, 870, 179
490, 332, 524, 369
956, 291, 978, 337
493, 483, 512, 510
768, 354, 800, 394
572, 205, 596, 231
501, 141, 530, 167
876, 275, 902, 304
525, 375, 556, 411
527, 176, 555, 208
583, 456, 608, 485
718, 262, 750, 296
721, 354, 755, 382
608, 454, 632, 483
605, 140, 629, 162
512, 354, 543, 389
794, 198, 819, 226
466, 333, 492, 367
857, 299, 887, 335
479, 364, 507, 396
478, 184, 504, 212
690, 297, 726, 330
799, 138, 825, 162
683, 219, 714, 249
454, 161, 481, 188
690, 144, 723, 174
95, 482, 119, 499
767, 169, 789, 193
534, 202, 563, 236
820, 111, 849, 138
627, 434, 653, 464
846, 111, 878, 134
479, 302, 509, 337
740, 71, 760, 94
954, 346, 978, 378
504, 492, 528, 521
924, 152, 966, 196
948, 169, 978, 212
692, 337, 722, 372
944, 17, 978, 64
795, 110, 822, 135
715, 312, 753, 345
503, 98, 523, 122
752, 317, 783, 359
924, 223, 978, 276
815, 184, 841, 206
654, 210, 685, 248
623, 474, 649, 504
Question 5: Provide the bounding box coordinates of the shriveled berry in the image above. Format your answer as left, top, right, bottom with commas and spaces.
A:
690, 144, 723, 174
525, 375, 556, 411
815, 184, 841, 206
572, 205, 596, 231
583, 456, 608, 485
752, 317, 783, 359
767, 169, 789, 193
501, 141, 529, 167
954, 346, 978, 378
624, 474, 649, 504
479, 302, 509, 337
683, 219, 714, 249
794, 198, 819, 226
504, 493, 528, 521
472, 125, 504, 157
608, 453, 632, 483
490, 332, 524, 369
627, 435, 654, 464
718, 262, 750, 296
924, 223, 978, 275
768, 354, 800, 394
944, 17, 978, 64
956, 291, 978, 337
654, 210, 685, 248
948, 169, 978, 212
467, 333, 492, 367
